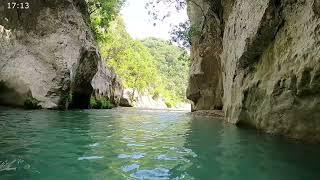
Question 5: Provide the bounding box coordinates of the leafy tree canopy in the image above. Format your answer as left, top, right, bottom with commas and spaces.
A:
87, 0, 125, 39
145, 0, 209, 49
141, 38, 190, 105
145, 0, 191, 48
99, 17, 160, 93
86, 1, 191, 107
98, 17, 190, 107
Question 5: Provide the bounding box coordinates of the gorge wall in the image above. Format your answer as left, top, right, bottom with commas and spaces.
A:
187, 0, 320, 142
0, 0, 122, 109
186, 0, 224, 111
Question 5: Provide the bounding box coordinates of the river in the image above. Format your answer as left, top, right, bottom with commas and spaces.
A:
0, 108, 320, 179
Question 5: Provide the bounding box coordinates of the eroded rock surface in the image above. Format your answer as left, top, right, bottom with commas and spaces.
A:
0, 0, 122, 109
186, 0, 224, 111
91, 61, 123, 106
187, 0, 320, 141
120, 89, 167, 109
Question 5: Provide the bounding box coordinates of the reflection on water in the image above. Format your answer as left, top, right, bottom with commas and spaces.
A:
0, 108, 320, 180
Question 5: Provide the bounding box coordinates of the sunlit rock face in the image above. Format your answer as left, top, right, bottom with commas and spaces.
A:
120, 89, 168, 109
188, 0, 320, 141
91, 61, 123, 106
0, 0, 122, 109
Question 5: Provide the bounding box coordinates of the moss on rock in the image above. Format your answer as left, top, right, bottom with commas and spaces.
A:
24, 97, 41, 109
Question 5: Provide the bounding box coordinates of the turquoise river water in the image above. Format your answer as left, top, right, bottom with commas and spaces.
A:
0, 108, 320, 180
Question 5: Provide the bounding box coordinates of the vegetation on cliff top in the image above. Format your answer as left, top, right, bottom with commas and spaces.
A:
87, 0, 125, 39
141, 38, 190, 105
100, 17, 190, 106
145, 0, 207, 49
88, 0, 190, 107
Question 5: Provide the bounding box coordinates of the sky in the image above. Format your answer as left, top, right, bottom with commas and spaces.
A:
120, 0, 188, 40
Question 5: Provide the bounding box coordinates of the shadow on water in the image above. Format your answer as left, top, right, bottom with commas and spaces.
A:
183, 116, 320, 180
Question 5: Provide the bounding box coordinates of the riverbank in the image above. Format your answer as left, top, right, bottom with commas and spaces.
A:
189, 110, 225, 119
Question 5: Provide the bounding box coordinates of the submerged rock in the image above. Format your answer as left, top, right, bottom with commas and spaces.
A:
0, 0, 122, 109
187, 0, 320, 142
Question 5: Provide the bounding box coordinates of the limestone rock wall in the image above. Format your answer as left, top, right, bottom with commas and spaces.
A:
186, 0, 224, 111
187, 0, 320, 141
0, 0, 122, 109
91, 61, 123, 106
120, 89, 168, 109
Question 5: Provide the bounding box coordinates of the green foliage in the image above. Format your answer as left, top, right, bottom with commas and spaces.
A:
96, 17, 190, 107
59, 93, 72, 109
145, 0, 192, 48
90, 97, 113, 109
170, 21, 203, 48
100, 17, 161, 93
87, 0, 125, 40
88, 0, 191, 107
170, 21, 192, 48
145, 0, 206, 48
24, 97, 41, 109
141, 38, 190, 106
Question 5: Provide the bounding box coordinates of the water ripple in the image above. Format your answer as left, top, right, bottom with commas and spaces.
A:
156, 154, 178, 161
121, 163, 140, 172
118, 153, 146, 159
88, 143, 99, 147
78, 156, 104, 160
131, 168, 170, 180
1, 109, 320, 179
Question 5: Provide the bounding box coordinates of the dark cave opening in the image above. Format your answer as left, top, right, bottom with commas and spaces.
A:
69, 91, 91, 109
67, 48, 99, 109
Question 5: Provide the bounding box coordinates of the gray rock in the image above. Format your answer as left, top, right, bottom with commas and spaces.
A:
188, 0, 320, 142
0, 0, 121, 109
120, 89, 167, 109
120, 89, 134, 107
91, 61, 123, 106
222, 0, 320, 142
186, 0, 224, 111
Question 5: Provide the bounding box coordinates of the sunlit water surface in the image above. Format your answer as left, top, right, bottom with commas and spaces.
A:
0, 108, 320, 180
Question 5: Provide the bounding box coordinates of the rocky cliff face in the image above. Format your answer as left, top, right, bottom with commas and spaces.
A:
186, 0, 224, 111
0, 0, 122, 109
120, 89, 168, 109
187, 0, 320, 142
91, 61, 123, 106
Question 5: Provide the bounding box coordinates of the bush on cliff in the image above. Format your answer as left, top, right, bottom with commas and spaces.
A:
90, 97, 114, 109
24, 97, 41, 110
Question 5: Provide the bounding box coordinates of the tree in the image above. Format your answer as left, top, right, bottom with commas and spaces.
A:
99, 17, 160, 94
145, 0, 190, 48
87, 2, 191, 107
87, 0, 125, 39
145, 0, 221, 49
141, 38, 190, 106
